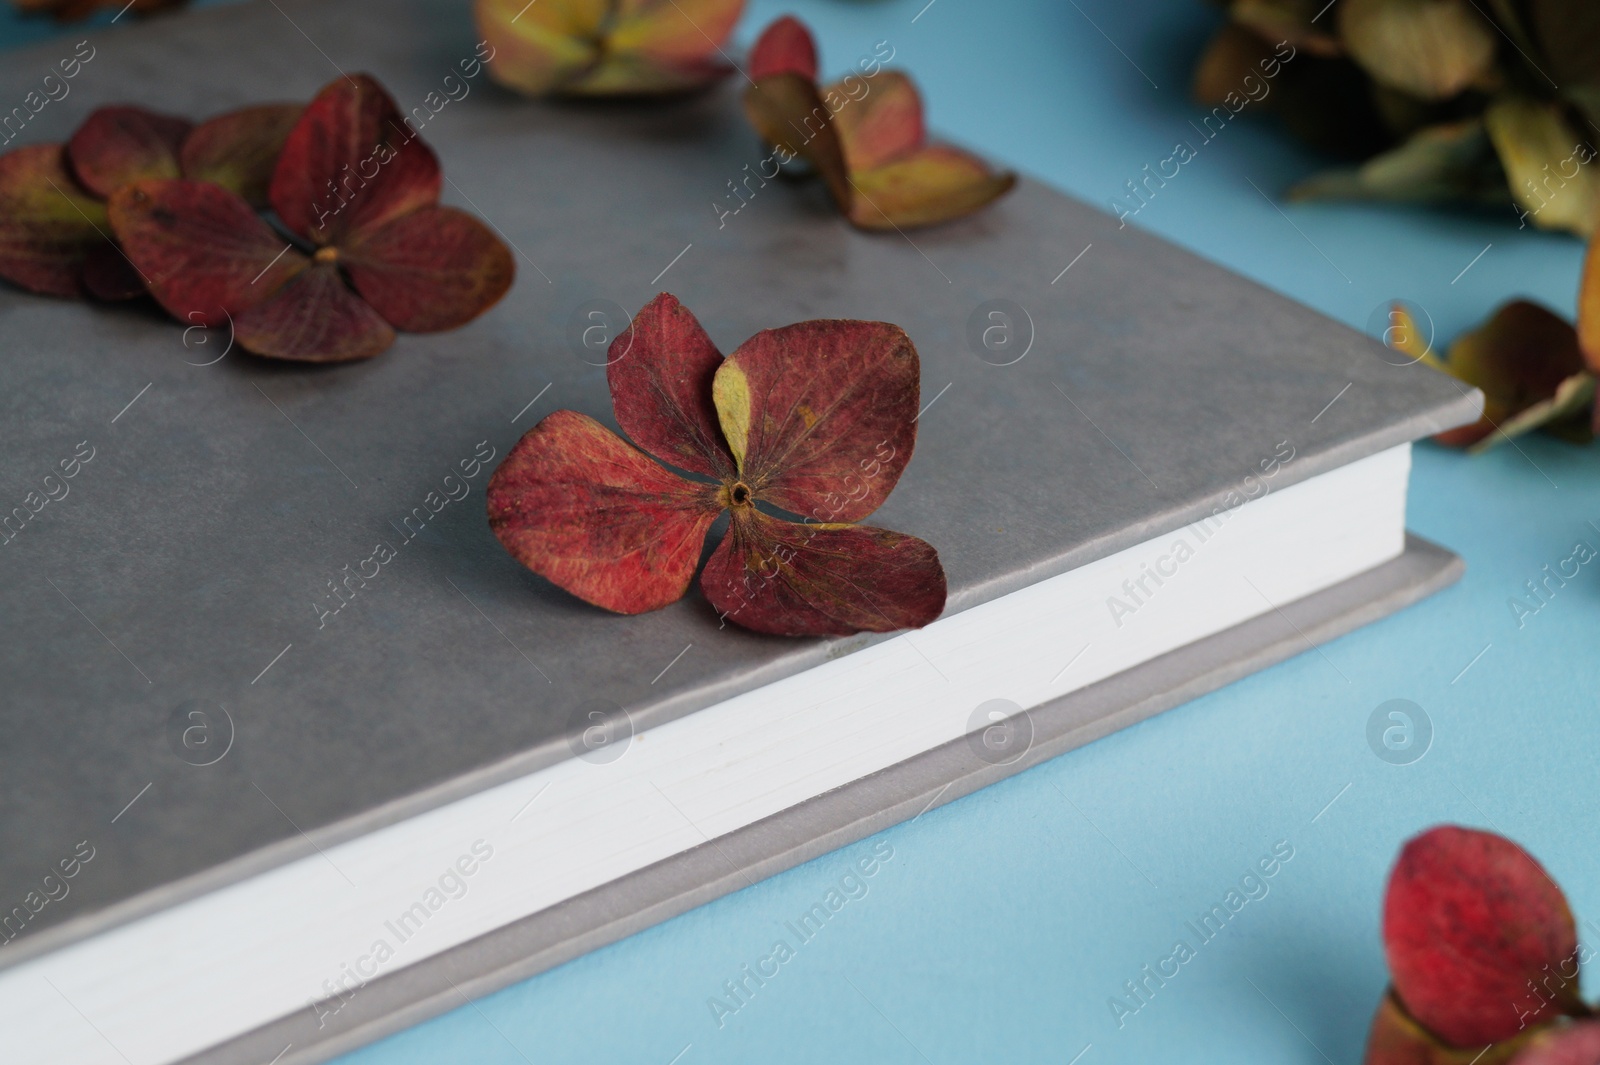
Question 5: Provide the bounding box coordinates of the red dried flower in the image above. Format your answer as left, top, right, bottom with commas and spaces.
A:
486, 293, 947, 637
107, 74, 514, 361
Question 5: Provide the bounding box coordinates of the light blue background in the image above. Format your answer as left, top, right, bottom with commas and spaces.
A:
5, 1, 1597, 1062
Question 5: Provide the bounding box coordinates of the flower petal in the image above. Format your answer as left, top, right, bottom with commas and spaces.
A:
1361, 988, 1541, 1065
1384, 825, 1581, 1047
831, 71, 924, 173
487, 409, 722, 614
742, 71, 853, 209
748, 14, 816, 80
66, 105, 190, 198
341, 205, 514, 332
1512, 1023, 1600, 1065
1427, 300, 1587, 448
847, 144, 1016, 230
180, 103, 302, 208
233, 261, 395, 362
270, 74, 441, 245
1338, 0, 1497, 100
474, 0, 608, 96
712, 318, 919, 522
605, 0, 744, 77
700, 508, 945, 636
107, 178, 307, 327
1486, 98, 1600, 236
606, 293, 735, 480
0, 143, 106, 298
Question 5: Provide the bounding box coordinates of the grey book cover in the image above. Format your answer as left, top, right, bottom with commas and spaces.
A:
0, 0, 1476, 1055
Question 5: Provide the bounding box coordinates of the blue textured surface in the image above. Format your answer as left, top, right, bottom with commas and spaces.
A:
5, 1, 1597, 1062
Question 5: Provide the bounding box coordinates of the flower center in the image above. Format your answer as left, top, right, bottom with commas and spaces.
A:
314, 246, 340, 264
729, 482, 751, 506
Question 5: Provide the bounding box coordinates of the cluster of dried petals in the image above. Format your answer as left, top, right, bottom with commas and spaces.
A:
741, 16, 1014, 231
0, 75, 514, 361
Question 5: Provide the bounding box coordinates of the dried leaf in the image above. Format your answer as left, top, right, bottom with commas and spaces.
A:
712, 318, 919, 522
1487, 98, 1600, 236
474, 0, 744, 96
1290, 119, 1508, 205
701, 509, 945, 636
1385, 825, 1582, 1047
1338, 0, 1497, 100
0, 143, 106, 298
180, 103, 302, 208
487, 409, 723, 614
67, 106, 191, 199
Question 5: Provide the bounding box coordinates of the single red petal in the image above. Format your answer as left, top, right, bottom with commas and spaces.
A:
107, 178, 307, 328
606, 293, 735, 480
1385, 826, 1581, 1047
233, 260, 396, 362
67, 105, 191, 198
270, 73, 441, 245
831, 70, 924, 173
1513, 1024, 1600, 1065
712, 319, 920, 522
0, 143, 105, 298
181, 103, 303, 208
748, 15, 817, 81
341, 205, 513, 332
81, 242, 148, 301
701, 508, 945, 636
486, 409, 722, 614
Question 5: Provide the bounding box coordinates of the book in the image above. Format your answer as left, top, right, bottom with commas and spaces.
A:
0, 1, 1479, 1062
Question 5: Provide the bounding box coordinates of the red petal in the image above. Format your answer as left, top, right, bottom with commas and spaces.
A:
1385, 826, 1581, 1047
1513, 1024, 1600, 1065
486, 409, 722, 614
67, 105, 191, 198
701, 508, 945, 636
341, 205, 513, 332
270, 74, 440, 245
233, 260, 395, 362
832, 70, 924, 173
748, 15, 817, 81
181, 103, 303, 208
712, 319, 920, 522
0, 143, 106, 298
606, 293, 735, 480
107, 179, 306, 328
